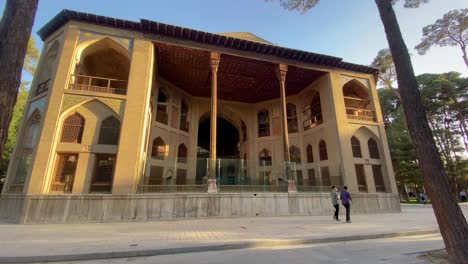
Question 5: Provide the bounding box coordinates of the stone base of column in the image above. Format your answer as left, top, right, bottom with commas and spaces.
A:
207, 179, 218, 193
288, 180, 297, 193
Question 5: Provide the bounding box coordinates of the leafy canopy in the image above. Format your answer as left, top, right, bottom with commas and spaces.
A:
415, 9, 468, 55
270, 0, 429, 13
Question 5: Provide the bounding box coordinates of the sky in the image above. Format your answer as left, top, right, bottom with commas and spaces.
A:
1, 0, 467, 79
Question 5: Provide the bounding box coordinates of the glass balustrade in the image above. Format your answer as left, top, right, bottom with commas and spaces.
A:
137, 157, 342, 193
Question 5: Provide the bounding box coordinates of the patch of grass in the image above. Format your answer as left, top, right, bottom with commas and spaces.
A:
400, 199, 432, 204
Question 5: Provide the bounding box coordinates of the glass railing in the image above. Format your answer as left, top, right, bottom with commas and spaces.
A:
137, 158, 342, 193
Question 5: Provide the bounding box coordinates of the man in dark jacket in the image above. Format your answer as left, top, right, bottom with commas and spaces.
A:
340, 186, 352, 223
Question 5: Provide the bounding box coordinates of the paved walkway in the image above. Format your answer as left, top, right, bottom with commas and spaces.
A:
0, 204, 466, 263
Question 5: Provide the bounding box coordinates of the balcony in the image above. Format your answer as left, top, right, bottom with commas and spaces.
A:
346, 107, 376, 122
68, 74, 127, 95
36, 79, 51, 96
343, 96, 376, 122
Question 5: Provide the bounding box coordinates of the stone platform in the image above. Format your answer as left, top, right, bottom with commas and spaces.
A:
0, 192, 400, 224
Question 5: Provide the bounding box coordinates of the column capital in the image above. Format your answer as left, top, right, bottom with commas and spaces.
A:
275, 64, 288, 82
210, 52, 220, 72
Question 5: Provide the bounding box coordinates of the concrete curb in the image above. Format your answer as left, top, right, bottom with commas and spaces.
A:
0, 229, 439, 263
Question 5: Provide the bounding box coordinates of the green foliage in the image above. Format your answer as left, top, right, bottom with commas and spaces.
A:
378, 88, 423, 194
415, 9, 467, 56
417, 72, 468, 192
0, 84, 29, 179
23, 37, 40, 75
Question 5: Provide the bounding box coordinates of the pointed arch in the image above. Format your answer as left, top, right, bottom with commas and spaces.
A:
351, 136, 362, 158
156, 87, 169, 124
287, 103, 298, 133
8, 110, 42, 193
343, 79, 375, 121
98, 116, 121, 145
180, 99, 189, 132
258, 109, 270, 137
259, 148, 272, 166
306, 144, 313, 163
72, 37, 130, 94
319, 140, 328, 161
62, 97, 121, 119
151, 137, 166, 159
36, 40, 60, 96
289, 145, 301, 164
177, 143, 188, 163
303, 90, 323, 130
60, 112, 85, 143
368, 138, 380, 159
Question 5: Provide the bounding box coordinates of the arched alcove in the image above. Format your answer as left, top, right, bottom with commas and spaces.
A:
72, 37, 130, 95
343, 80, 375, 121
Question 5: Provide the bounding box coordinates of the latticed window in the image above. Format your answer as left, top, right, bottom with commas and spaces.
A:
51, 153, 78, 193
289, 146, 301, 164
98, 116, 120, 145
156, 88, 169, 124
287, 103, 298, 133
90, 154, 116, 193
321, 167, 331, 186
177, 144, 188, 163
372, 165, 386, 192
306, 144, 313, 163
151, 137, 166, 159
319, 140, 328, 161
241, 121, 247, 142
355, 164, 367, 192
180, 100, 189, 132
259, 149, 272, 166
351, 136, 362, 158
368, 139, 380, 159
258, 110, 270, 137
61, 113, 84, 143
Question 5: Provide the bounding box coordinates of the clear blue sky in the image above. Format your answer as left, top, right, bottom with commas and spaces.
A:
1, 0, 467, 77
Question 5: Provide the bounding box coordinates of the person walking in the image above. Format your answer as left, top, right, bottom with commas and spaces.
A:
340, 186, 352, 223
331, 186, 340, 221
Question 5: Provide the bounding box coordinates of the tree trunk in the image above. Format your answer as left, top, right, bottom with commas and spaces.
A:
398, 182, 409, 202
0, 0, 39, 156
461, 43, 468, 69
375, 1, 468, 263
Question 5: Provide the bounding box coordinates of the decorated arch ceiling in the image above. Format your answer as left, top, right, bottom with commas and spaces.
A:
155, 42, 327, 103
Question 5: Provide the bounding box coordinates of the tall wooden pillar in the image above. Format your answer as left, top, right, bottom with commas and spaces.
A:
208, 52, 220, 193
276, 64, 296, 192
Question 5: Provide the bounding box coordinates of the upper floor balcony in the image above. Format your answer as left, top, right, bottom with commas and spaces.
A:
69, 74, 127, 95
343, 80, 376, 123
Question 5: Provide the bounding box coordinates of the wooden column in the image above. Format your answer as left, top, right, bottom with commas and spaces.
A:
276, 64, 296, 192
208, 52, 220, 193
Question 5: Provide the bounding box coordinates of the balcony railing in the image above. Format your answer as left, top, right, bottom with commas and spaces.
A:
68, 74, 127, 95
346, 108, 376, 122
303, 114, 323, 130
36, 79, 51, 96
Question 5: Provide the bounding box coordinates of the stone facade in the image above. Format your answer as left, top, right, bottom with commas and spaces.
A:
0, 11, 400, 223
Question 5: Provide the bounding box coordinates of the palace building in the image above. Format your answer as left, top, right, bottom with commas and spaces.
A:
0, 10, 400, 223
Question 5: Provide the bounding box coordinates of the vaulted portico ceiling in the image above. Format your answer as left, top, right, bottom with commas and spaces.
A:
155, 43, 325, 102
